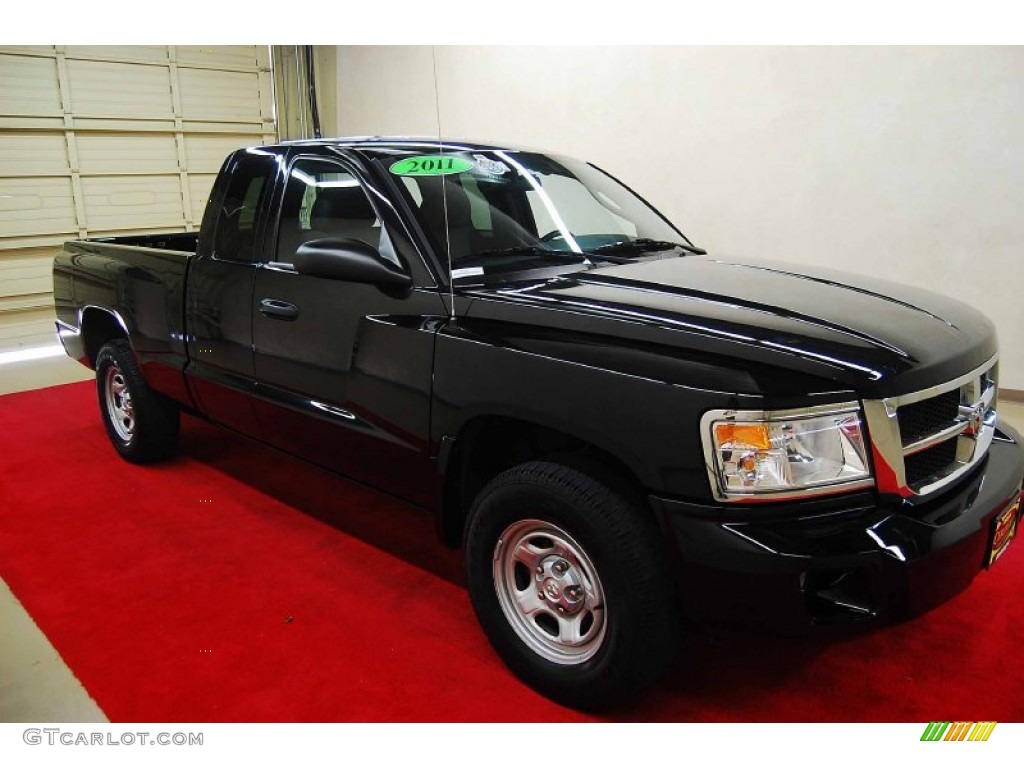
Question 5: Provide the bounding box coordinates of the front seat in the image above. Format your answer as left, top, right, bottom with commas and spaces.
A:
308, 186, 381, 248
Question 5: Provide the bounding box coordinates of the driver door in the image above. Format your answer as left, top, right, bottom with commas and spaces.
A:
251, 155, 440, 505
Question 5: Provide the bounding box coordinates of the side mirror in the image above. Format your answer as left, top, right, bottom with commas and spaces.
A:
293, 238, 412, 288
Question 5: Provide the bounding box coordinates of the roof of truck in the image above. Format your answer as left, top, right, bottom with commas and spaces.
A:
276, 135, 554, 156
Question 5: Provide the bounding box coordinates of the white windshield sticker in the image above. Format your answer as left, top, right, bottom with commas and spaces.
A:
451, 266, 485, 279
473, 154, 509, 175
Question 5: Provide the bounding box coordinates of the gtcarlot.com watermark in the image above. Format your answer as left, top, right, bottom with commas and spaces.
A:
23, 728, 203, 747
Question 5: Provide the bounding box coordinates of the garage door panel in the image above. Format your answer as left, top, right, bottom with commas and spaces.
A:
0, 293, 54, 313
0, 47, 275, 346
0, 54, 61, 117
0, 246, 60, 264
77, 133, 180, 175
0, 234, 67, 251
178, 69, 262, 121
0, 133, 69, 177
66, 60, 174, 119
188, 173, 218, 223
0, 178, 77, 238
184, 134, 262, 173
0, 256, 55, 299
182, 121, 268, 135
0, 305, 62, 348
71, 117, 178, 132
65, 46, 169, 64
80, 176, 185, 231
0, 46, 57, 56
176, 46, 260, 70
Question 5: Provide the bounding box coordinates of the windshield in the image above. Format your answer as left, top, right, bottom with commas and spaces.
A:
379, 150, 695, 282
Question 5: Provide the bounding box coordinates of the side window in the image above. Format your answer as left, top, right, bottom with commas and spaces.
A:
212, 154, 274, 262
275, 159, 381, 264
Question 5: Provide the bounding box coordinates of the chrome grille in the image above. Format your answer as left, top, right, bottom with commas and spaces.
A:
903, 439, 958, 487
862, 356, 998, 498
897, 390, 960, 447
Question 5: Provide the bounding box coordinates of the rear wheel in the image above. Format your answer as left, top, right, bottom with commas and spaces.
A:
95, 339, 179, 463
465, 461, 680, 710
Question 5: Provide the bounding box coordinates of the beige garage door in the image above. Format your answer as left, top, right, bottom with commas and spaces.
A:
0, 45, 276, 351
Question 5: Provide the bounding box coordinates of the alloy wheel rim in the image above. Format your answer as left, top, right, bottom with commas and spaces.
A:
493, 519, 607, 665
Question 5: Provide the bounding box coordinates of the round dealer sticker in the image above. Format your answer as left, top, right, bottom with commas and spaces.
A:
390, 155, 473, 176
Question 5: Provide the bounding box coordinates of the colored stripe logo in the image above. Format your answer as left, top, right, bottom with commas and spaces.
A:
921, 722, 997, 741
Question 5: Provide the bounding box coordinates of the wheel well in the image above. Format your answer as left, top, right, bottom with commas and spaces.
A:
440, 416, 651, 548
81, 308, 128, 367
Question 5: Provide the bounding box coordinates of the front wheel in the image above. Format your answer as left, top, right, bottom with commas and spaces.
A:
464, 461, 680, 710
95, 339, 179, 463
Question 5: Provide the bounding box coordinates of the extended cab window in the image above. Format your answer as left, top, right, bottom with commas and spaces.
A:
212, 153, 274, 262
275, 159, 382, 265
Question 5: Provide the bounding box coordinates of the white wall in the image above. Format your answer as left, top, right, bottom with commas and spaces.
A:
337, 46, 1024, 388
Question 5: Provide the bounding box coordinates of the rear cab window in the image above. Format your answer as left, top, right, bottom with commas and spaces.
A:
211, 151, 276, 263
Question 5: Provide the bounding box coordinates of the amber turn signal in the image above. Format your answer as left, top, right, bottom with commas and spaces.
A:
714, 423, 772, 450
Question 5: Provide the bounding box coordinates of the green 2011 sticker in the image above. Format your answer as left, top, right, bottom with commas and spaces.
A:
390, 155, 473, 176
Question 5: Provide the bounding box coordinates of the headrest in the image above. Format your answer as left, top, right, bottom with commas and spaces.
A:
311, 187, 375, 227
418, 177, 472, 228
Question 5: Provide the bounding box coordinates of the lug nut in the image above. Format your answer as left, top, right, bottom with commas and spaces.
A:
557, 606, 565, 614
553, 560, 568, 574
538, 592, 546, 600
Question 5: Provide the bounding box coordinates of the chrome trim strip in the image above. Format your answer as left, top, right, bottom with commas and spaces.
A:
78, 304, 130, 336
980, 384, 996, 410
914, 411, 997, 496
902, 418, 970, 455
879, 353, 998, 409
69, 240, 195, 259
700, 402, 875, 503
704, 402, 864, 423
54, 319, 88, 366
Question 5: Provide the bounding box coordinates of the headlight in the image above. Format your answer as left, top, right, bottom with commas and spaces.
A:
701, 403, 874, 502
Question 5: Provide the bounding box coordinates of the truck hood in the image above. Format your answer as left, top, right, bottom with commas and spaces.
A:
459, 255, 997, 398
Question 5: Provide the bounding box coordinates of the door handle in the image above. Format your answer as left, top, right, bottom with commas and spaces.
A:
259, 298, 300, 320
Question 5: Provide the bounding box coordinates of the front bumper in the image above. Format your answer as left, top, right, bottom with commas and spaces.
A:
651, 422, 1024, 634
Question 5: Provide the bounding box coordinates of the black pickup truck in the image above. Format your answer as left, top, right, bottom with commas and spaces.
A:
53, 138, 1023, 709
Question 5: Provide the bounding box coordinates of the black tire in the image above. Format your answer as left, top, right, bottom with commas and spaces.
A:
465, 461, 680, 710
95, 339, 179, 464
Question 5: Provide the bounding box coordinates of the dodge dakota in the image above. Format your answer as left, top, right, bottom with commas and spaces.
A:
53, 137, 1023, 709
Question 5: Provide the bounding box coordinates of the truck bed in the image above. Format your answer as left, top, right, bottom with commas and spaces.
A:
84, 232, 199, 253
53, 231, 197, 408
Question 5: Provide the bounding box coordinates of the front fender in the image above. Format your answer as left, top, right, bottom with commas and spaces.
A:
430, 323, 759, 501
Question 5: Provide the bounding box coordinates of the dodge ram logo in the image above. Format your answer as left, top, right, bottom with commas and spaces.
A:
968, 404, 985, 437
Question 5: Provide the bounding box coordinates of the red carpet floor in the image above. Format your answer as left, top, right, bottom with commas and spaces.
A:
1, 380, 1022, 722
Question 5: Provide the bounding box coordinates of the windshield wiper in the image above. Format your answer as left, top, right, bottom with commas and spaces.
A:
590, 238, 706, 256
453, 246, 590, 269
466, 245, 562, 259
449, 246, 592, 281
